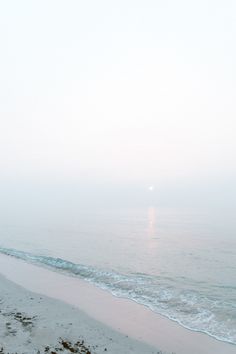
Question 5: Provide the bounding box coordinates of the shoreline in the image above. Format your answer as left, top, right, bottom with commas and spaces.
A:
0, 253, 235, 354
0, 272, 158, 354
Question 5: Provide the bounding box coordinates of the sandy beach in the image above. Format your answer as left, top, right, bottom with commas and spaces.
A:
0, 254, 235, 354
0, 272, 159, 354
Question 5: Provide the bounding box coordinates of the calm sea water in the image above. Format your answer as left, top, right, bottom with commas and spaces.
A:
0, 206, 235, 344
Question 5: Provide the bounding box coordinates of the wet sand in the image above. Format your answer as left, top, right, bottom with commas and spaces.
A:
0, 273, 159, 354
0, 254, 235, 354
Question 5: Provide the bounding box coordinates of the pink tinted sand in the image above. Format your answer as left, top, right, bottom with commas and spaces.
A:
0, 253, 235, 354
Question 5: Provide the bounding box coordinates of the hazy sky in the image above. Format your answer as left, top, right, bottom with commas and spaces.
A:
0, 0, 235, 206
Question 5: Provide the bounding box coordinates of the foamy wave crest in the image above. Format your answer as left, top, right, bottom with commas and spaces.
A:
0, 246, 235, 345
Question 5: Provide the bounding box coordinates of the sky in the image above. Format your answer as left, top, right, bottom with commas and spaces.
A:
0, 0, 235, 208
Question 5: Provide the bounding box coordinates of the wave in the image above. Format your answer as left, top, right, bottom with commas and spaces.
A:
0, 246, 235, 345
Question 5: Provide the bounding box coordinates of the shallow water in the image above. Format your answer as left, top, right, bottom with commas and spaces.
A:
0, 206, 235, 344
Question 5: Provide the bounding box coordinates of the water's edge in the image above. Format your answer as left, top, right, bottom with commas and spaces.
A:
0, 246, 235, 346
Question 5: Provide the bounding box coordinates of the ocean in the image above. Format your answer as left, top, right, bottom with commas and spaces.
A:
0, 206, 235, 345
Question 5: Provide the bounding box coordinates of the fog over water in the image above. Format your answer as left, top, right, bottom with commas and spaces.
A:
0, 1, 235, 206
1, 1, 236, 344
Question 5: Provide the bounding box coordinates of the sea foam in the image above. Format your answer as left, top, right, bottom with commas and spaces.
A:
0, 246, 235, 345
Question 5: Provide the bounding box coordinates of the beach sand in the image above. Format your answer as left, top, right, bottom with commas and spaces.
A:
0, 273, 159, 354
0, 254, 235, 354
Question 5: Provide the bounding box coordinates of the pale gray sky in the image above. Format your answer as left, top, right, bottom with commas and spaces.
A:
0, 0, 235, 206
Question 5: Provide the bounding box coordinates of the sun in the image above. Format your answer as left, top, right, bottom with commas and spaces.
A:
148, 186, 154, 191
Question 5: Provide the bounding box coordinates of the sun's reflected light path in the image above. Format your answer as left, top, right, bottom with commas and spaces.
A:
147, 207, 156, 238
147, 207, 158, 256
